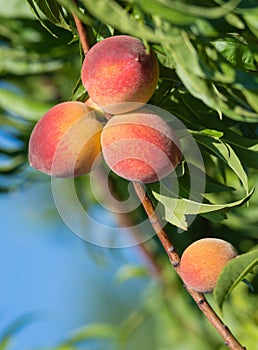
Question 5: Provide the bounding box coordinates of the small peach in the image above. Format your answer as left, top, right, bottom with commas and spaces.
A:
180, 238, 238, 293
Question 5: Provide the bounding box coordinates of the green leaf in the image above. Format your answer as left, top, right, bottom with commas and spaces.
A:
62, 324, 117, 346
0, 88, 52, 121
136, 0, 196, 25
53, 346, 76, 350
0, 155, 26, 173
115, 265, 149, 283
197, 129, 224, 138
71, 80, 88, 102
222, 129, 258, 169
32, 0, 71, 30
79, 0, 161, 42
0, 46, 65, 75
244, 12, 258, 37
0, 314, 36, 350
0, 338, 10, 350
200, 211, 227, 223
26, 0, 58, 37
137, 0, 242, 21
0, 0, 34, 18
153, 188, 254, 231
117, 310, 146, 348
56, 0, 93, 26
242, 89, 258, 114
192, 131, 249, 194
204, 175, 235, 193
214, 249, 258, 310
212, 39, 257, 71
167, 32, 227, 115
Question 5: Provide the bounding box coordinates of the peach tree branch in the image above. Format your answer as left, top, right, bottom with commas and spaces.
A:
71, 2, 246, 349
72, 0, 90, 55
133, 182, 246, 350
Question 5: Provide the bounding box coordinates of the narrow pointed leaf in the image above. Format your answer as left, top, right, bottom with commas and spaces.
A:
153, 188, 254, 231
214, 249, 258, 310
0, 88, 52, 121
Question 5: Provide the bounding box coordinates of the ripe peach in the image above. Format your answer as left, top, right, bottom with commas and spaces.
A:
180, 238, 238, 293
81, 35, 159, 114
85, 97, 102, 111
29, 101, 103, 178
100, 111, 181, 183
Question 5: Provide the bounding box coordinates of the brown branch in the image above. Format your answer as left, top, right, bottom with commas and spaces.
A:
133, 182, 246, 350
72, 0, 90, 55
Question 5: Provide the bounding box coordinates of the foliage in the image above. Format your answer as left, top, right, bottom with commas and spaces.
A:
214, 247, 258, 309
1, 0, 258, 349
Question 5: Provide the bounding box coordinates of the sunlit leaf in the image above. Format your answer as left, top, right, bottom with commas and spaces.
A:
79, 0, 161, 42
32, 0, 71, 30
0, 0, 33, 18
57, 0, 93, 25
192, 131, 249, 194
167, 32, 228, 115
0, 88, 52, 121
212, 39, 257, 71
0, 47, 65, 75
223, 129, 258, 169
138, 0, 242, 20
214, 249, 258, 310
153, 188, 254, 231
26, 0, 58, 37
136, 0, 196, 25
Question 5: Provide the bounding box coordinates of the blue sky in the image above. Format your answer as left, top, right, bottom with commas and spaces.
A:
0, 180, 150, 349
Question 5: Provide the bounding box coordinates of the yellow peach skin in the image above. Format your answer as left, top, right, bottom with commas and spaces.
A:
180, 238, 238, 293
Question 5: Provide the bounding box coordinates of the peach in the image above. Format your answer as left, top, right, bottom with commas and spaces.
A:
100, 111, 181, 183
85, 97, 102, 111
29, 101, 103, 178
180, 238, 238, 293
81, 35, 159, 114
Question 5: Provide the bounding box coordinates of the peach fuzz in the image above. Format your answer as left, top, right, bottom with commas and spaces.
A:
81, 35, 159, 114
100, 112, 182, 183
180, 238, 238, 294
29, 101, 103, 178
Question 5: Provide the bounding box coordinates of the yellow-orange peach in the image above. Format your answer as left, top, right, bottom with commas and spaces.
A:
85, 97, 102, 111
81, 35, 159, 114
29, 101, 103, 178
180, 238, 238, 293
100, 111, 181, 183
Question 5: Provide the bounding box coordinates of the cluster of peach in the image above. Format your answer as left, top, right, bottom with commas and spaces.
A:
29, 35, 182, 183
28, 36, 238, 294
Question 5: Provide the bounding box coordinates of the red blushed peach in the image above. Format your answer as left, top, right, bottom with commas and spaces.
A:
180, 238, 238, 293
81, 35, 159, 114
29, 101, 103, 178
100, 111, 181, 183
